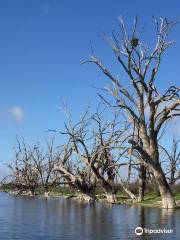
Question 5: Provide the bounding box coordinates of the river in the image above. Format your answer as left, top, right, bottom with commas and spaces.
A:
0, 192, 179, 240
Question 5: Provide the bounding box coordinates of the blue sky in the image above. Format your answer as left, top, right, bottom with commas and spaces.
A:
0, 0, 180, 176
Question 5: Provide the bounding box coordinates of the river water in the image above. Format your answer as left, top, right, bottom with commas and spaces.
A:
0, 192, 179, 240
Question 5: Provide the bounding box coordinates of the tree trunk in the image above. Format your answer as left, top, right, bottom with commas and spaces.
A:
141, 137, 176, 208
26, 189, 35, 196
105, 191, 117, 203
75, 180, 96, 202
119, 176, 137, 201
44, 191, 50, 197
169, 166, 176, 185
152, 165, 176, 208
44, 185, 50, 197
91, 165, 117, 203
103, 182, 117, 203
78, 193, 95, 202
138, 164, 146, 202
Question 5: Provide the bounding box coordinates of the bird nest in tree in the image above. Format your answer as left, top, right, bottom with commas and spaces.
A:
131, 38, 139, 47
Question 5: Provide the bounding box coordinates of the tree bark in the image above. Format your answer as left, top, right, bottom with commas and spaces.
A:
44, 191, 50, 197
138, 163, 146, 202
91, 165, 117, 203
78, 192, 95, 202
119, 176, 137, 200
105, 191, 117, 203
102, 180, 117, 203
53, 165, 96, 202
152, 165, 176, 208
149, 143, 176, 208
135, 136, 176, 208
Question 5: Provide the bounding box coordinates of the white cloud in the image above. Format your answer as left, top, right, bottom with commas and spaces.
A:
7, 106, 24, 123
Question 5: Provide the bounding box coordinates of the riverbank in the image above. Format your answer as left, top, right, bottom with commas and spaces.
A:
47, 189, 180, 206
48, 193, 180, 209
1, 187, 180, 208
18, 191, 180, 208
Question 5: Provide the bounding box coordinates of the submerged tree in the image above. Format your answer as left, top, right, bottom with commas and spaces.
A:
7, 139, 61, 196
29, 140, 60, 197
53, 139, 97, 202
83, 17, 180, 208
53, 109, 135, 203
7, 139, 39, 195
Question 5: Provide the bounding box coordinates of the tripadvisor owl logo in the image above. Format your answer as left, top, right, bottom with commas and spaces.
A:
135, 227, 143, 236
134, 226, 174, 235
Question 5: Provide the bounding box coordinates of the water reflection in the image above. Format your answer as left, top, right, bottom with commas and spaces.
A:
0, 193, 179, 240
135, 206, 179, 240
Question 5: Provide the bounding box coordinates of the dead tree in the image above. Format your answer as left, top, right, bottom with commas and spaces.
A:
83, 17, 179, 208
138, 160, 146, 201
125, 141, 147, 202
161, 138, 180, 185
52, 112, 97, 202
29, 140, 61, 197
53, 140, 96, 201
133, 138, 146, 202
123, 123, 146, 201
54, 109, 136, 203
7, 139, 39, 195
91, 112, 137, 202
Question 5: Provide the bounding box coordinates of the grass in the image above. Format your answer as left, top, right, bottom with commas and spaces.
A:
175, 193, 180, 201
141, 194, 161, 204
140, 193, 180, 205
50, 186, 77, 197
